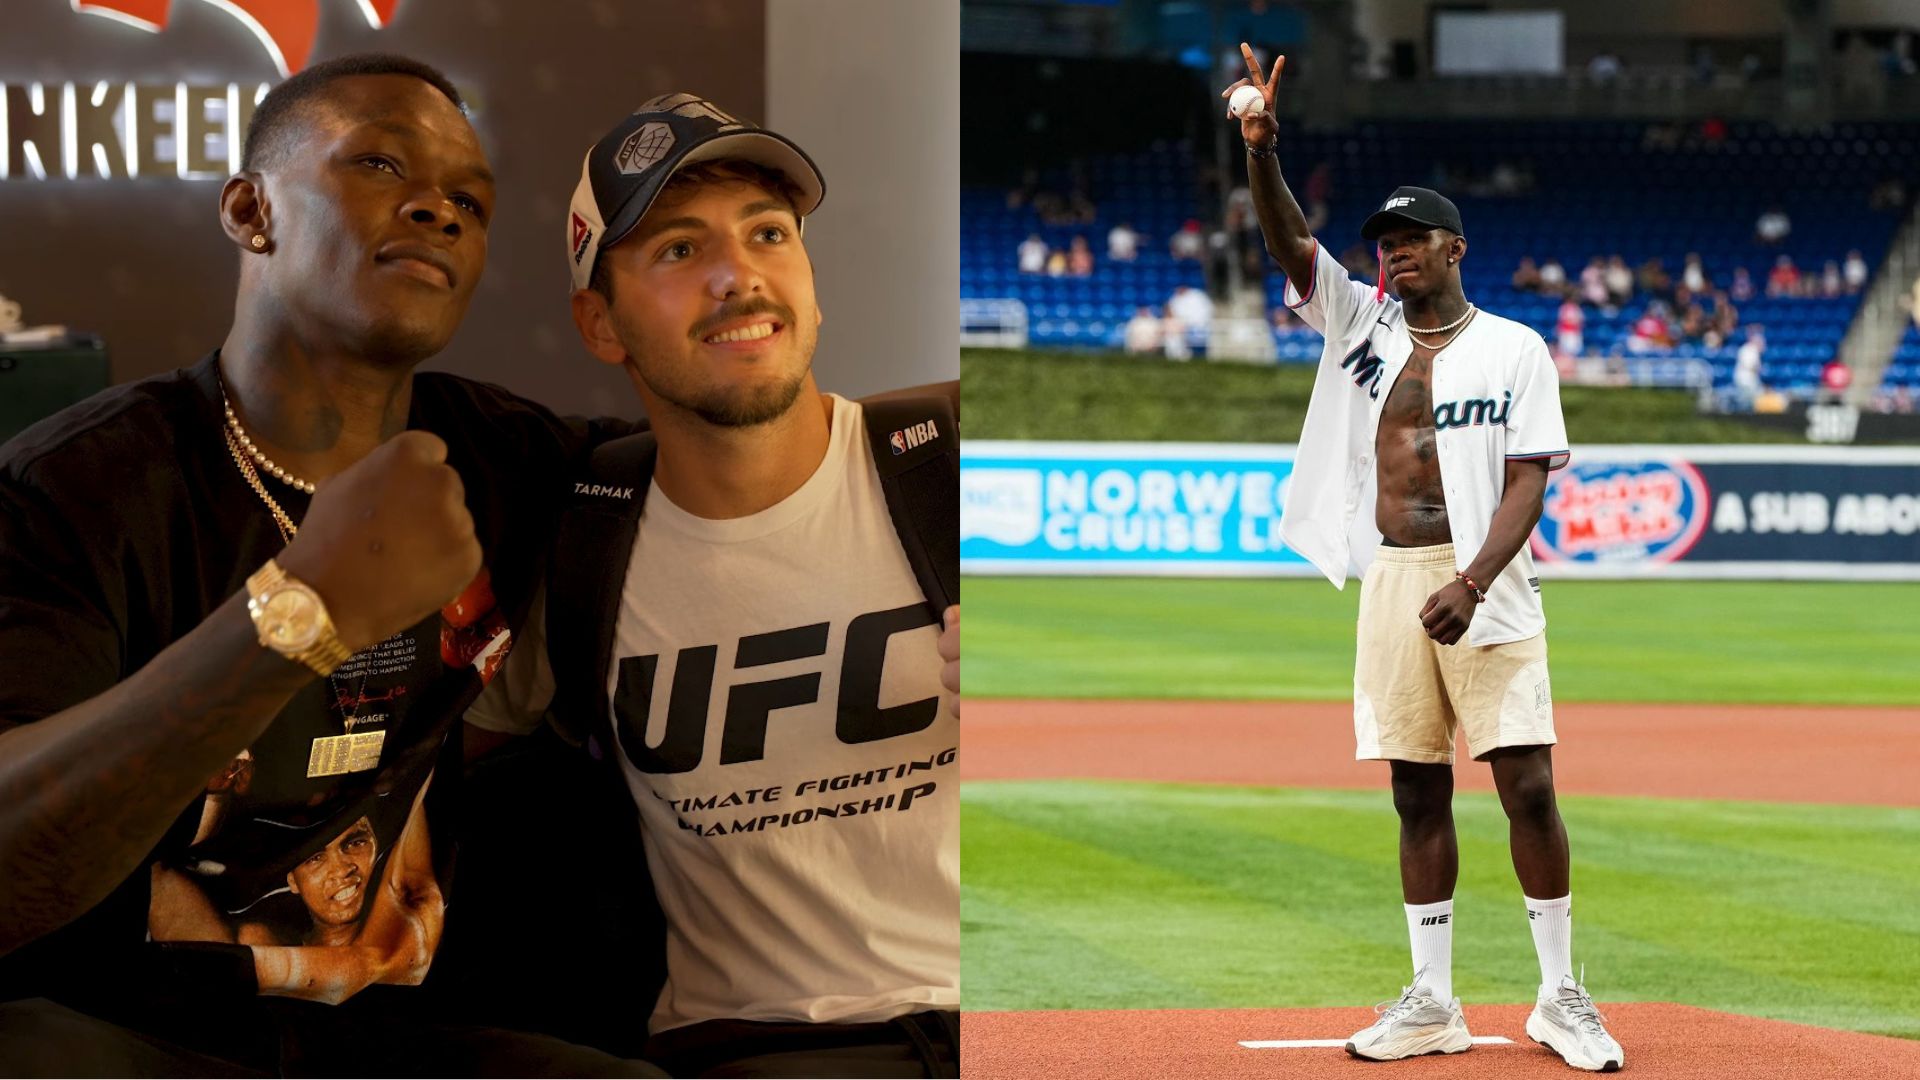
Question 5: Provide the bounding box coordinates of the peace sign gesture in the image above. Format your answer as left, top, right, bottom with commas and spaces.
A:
1220, 42, 1284, 149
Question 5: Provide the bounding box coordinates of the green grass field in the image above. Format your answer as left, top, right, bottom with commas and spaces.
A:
964, 577, 1920, 705
962, 781, 1920, 1038
962, 576, 1920, 1038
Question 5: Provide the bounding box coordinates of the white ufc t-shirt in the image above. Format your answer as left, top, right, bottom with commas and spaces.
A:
611, 395, 956, 1032
470, 394, 958, 1035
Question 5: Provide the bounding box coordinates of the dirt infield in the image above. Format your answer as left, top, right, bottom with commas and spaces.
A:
962, 699, 1920, 805
960, 1003, 1920, 1079
961, 699, 1920, 1073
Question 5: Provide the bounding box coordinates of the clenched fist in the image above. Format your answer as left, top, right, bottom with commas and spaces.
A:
277, 430, 482, 654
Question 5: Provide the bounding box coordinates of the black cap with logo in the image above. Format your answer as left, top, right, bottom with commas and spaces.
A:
566, 93, 826, 292
1360, 186, 1466, 243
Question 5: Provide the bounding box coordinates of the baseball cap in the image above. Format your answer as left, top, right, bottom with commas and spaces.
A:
1359, 186, 1466, 243
566, 93, 826, 292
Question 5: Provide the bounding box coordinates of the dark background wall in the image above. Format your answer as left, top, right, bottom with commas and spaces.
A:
0, 0, 959, 418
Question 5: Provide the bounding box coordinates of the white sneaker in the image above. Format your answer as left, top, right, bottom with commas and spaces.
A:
1344, 983, 1473, 1061
1526, 968, 1625, 1072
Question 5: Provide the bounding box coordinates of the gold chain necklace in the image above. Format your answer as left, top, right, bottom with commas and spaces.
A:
222, 422, 298, 544
218, 391, 377, 731
222, 389, 317, 495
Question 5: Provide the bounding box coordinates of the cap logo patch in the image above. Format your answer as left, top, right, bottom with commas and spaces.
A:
1384, 196, 1415, 209
570, 212, 593, 264
615, 122, 676, 176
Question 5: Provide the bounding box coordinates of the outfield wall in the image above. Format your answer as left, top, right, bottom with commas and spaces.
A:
960, 442, 1920, 581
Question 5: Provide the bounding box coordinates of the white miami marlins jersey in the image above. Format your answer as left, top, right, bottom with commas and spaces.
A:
1277, 240, 1571, 646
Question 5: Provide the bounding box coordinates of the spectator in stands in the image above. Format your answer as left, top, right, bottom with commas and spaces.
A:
1045, 249, 1068, 277
1909, 275, 1920, 332
1754, 205, 1792, 245
1839, 33, 1887, 109
1682, 253, 1710, 295
1303, 162, 1332, 233
1170, 220, 1204, 261
1890, 30, 1917, 77
1512, 256, 1543, 294
1123, 306, 1164, 356
1733, 326, 1766, 408
1844, 249, 1869, 293
1539, 257, 1567, 294
1870, 177, 1908, 212
1626, 303, 1673, 354
1820, 260, 1844, 298
1018, 233, 1047, 275
1707, 291, 1739, 349
1067, 236, 1094, 277
1340, 242, 1379, 280
1167, 285, 1213, 357
1605, 256, 1635, 306
1555, 297, 1585, 362
1766, 255, 1800, 297
1588, 52, 1623, 82
1580, 257, 1610, 308
1636, 256, 1672, 302
1821, 357, 1852, 402
1107, 221, 1139, 262
1006, 167, 1038, 210
1679, 298, 1709, 342
1730, 265, 1756, 302
1270, 305, 1295, 332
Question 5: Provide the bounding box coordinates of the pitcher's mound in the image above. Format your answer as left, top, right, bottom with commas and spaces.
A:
961, 1002, 1920, 1079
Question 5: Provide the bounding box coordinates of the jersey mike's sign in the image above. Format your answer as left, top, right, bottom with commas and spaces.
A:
1531, 459, 1711, 565
1531, 447, 1920, 578
2, 0, 404, 181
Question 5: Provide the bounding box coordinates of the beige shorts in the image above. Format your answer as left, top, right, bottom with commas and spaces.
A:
1354, 543, 1556, 764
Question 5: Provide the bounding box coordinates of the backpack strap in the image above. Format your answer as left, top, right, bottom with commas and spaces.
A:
546, 432, 656, 757
861, 395, 960, 621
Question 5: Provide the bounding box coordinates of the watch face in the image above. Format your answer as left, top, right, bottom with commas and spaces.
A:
261, 587, 324, 652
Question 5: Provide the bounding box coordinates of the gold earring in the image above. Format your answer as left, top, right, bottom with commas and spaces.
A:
251, 235, 268, 251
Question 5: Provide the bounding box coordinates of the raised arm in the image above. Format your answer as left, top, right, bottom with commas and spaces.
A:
0, 432, 483, 957
1222, 44, 1316, 293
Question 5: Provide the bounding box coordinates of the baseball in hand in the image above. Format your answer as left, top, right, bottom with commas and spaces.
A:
1229, 84, 1266, 119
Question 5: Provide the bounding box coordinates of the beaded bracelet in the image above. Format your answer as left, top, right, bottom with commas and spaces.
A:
1454, 571, 1486, 603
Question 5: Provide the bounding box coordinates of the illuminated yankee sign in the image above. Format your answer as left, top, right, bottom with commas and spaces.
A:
1, 1, 405, 181
963, 442, 1920, 581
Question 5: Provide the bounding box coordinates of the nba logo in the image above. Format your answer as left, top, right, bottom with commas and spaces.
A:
889, 431, 908, 455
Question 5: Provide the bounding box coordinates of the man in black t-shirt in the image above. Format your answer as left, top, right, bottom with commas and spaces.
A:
0, 54, 657, 1076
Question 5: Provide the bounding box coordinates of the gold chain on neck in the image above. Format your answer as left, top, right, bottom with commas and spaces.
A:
222, 421, 298, 545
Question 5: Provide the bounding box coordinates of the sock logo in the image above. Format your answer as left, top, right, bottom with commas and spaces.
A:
1419, 914, 1450, 926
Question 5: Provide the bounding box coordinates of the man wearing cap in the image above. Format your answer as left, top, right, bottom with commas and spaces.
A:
1223, 49, 1623, 1072
466, 94, 959, 1078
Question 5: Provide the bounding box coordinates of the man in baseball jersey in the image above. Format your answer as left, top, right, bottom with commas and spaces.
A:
1223, 47, 1624, 1072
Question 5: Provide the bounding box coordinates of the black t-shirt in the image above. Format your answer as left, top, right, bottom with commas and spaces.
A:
0, 351, 617, 1044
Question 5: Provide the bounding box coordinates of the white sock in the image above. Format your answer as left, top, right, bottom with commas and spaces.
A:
1526, 894, 1573, 994
1404, 900, 1454, 1002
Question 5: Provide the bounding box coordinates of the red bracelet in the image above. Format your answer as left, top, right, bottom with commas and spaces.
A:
1455, 571, 1486, 603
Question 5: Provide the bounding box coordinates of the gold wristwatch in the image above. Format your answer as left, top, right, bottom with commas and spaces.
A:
246, 559, 352, 676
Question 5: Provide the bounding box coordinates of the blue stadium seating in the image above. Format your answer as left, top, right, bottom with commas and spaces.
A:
963, 122, 1916, 391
